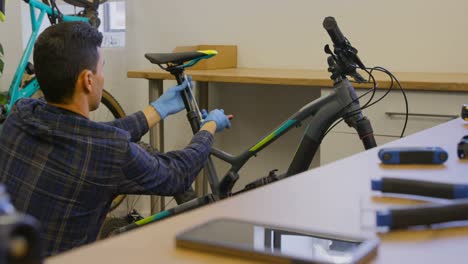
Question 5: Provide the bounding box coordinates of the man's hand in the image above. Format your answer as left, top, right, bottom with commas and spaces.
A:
150, 76, 193, 119
201, 109, 231, 133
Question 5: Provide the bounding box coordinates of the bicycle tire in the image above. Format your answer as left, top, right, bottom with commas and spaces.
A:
92, 89, 127, 212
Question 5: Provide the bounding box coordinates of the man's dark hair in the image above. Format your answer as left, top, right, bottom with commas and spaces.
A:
33, 21, 103, 103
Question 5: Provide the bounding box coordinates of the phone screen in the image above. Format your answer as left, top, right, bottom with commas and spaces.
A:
177, 219, 375, 264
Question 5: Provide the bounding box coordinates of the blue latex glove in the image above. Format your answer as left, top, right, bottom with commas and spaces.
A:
201, 109, 231, 132
151, 77, 192, 119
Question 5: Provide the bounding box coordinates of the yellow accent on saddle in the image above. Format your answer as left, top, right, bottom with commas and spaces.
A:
197, 50, 218, 56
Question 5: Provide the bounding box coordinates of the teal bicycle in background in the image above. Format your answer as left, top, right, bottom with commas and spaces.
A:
0, 0, 127, 212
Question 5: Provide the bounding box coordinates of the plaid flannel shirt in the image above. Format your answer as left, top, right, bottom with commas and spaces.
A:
0, 99, 213, 256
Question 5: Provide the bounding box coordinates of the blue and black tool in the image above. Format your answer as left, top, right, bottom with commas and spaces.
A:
378, 147, 448, 165
372, 177, 468, 199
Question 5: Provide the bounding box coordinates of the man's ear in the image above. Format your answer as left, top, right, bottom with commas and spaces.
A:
77, 69, 94, 94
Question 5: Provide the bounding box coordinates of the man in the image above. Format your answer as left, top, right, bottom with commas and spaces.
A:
0, 21, 231, 256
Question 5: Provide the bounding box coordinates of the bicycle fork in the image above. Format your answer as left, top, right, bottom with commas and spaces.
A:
340, 81, 377, 150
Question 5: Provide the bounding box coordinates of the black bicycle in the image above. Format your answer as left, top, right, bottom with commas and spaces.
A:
113, 16, 409, 234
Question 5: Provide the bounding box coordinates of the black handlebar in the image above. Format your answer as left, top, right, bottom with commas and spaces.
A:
323, 17, 347, 48
323, 16, 366, 82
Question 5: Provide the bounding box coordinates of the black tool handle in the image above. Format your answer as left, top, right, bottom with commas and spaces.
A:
386, 202, 468, 229
380, 177, 456, 199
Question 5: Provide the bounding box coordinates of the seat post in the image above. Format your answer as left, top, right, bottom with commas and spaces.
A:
167, 68, 202, 204
169, 68, 201, 134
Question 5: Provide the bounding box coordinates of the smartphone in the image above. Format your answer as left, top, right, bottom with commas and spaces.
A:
176, 218, 379, 264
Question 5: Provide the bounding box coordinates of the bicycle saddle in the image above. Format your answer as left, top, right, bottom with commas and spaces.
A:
145, 50, 217, 66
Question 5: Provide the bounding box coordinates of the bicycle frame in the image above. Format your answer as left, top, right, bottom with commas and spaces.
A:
165, 62, 376, 200
5, 0, 87, 114
212, 78, 367, 178
113, 67, 377, 235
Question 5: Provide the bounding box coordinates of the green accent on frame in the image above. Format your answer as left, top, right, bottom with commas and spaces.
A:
249, 120, 296, 152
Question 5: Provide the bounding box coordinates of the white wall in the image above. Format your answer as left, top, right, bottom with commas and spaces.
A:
0, 1, 24, 91
4, 0, 468, 120
122, 0, 468, 195
125, 0, 468, 71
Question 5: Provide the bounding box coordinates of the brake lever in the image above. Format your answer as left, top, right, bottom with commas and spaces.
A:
350, 71, 367, 83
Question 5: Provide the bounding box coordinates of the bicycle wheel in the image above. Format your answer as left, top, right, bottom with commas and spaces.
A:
89, 89, 126, 212
92, 89, 126, 122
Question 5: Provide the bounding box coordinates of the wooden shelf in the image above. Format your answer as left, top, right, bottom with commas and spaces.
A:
128, 68, 468, 92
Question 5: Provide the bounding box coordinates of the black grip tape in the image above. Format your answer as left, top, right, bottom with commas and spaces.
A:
390, 202, 468, 229
381, 177, 455, 199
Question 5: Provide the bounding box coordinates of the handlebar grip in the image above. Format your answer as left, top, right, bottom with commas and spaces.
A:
377, 201, 468, 229
323, 17, 347, 47
372, 178, 465, 199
